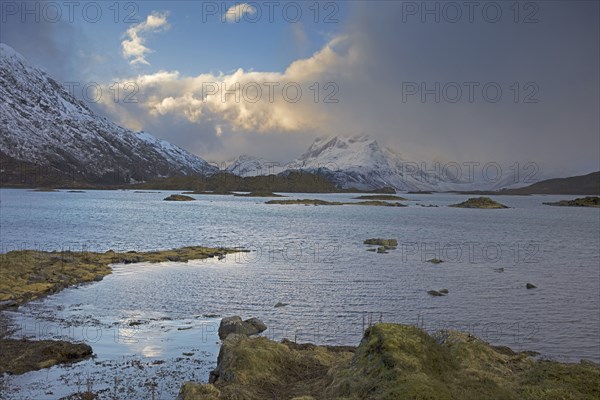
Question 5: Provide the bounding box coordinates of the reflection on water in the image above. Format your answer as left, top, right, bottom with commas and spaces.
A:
0, 189, 599, 399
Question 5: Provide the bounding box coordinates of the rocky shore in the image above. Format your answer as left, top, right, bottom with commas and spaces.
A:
178, 321, 600, 400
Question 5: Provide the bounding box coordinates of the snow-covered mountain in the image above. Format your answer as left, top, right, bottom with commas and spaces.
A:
283, 136, 443, 191
225, 155, 284, 177
282, 135, 531, 191
0, 43, 216, 184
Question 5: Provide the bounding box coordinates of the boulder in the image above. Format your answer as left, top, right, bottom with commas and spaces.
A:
526, 283, 537, 289
218, 316, 267, 340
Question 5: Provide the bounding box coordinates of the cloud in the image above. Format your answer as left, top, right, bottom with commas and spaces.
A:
121, 12, 170, 65
223, 3, 256, 23
100, 36, 351, 137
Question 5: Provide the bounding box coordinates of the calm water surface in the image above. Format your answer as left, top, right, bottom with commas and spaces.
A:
0, 189, 598, 399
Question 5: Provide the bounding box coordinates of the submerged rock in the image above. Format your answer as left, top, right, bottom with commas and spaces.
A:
427, 258, 444, 264
274, 302, 288, 308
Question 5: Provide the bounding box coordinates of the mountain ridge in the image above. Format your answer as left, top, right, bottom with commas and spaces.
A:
0, 43, 216, 185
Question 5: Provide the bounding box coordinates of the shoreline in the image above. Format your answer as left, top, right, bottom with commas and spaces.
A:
0, 245, 242, 377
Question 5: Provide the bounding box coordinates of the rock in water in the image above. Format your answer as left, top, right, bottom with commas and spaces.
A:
218, 316, 267, 340
526, 283, 537, 289
164, 194, 195, 201
428, 290, 445, 296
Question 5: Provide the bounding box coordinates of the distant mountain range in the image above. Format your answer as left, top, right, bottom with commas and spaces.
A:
225, 136, 540, 192
1, 43, 596, 194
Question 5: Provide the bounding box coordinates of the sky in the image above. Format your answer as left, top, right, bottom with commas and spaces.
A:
1, 0, 599, 177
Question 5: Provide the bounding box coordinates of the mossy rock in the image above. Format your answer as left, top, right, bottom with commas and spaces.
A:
164, 194, 196, 201
449, 197, 509, 209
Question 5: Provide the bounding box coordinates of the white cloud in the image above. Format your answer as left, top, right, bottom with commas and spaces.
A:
102, 36, 353, 135
121, 12, 170, 65
223, 3, 256, 23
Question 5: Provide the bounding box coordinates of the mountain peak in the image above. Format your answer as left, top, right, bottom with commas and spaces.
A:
0, 43, 26, 62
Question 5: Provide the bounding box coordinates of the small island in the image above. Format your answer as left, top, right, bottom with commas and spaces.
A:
266, 199, 406, 207
449, 197, 509, 209
352, 194, 407, 201
182, 190, 234, 195
164, 194, 196, 201
233, 191, 285, 197
543, 196, 599, 208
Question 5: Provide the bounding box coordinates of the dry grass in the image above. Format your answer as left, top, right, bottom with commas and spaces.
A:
179, 324, 600, 400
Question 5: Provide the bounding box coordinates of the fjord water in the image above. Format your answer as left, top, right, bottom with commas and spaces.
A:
1, 189, 599, 399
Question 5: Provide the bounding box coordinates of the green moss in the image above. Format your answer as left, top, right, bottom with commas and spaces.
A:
449, 197, 509, 209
